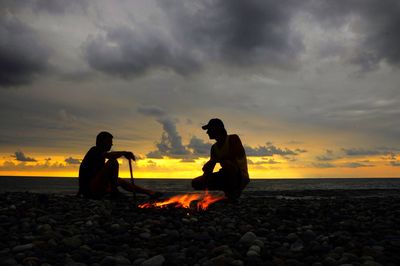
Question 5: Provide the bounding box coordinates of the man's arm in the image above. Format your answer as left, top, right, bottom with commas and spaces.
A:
202, 146, 217, 174
104, 151, 135, 161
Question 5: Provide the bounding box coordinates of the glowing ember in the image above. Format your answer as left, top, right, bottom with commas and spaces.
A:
138, 191, 225, 210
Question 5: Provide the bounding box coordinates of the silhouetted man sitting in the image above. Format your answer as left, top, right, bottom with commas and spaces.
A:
192, 118, 250, 200
78, 131, 162, 199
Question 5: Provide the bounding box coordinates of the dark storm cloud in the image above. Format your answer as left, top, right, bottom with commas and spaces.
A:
159, 0, 303, 67
139, 106, 191, 158
84, 0, 304, 77
84, 25, 200, 77
187, 136, 210, 156
65, 157, 81, 165
263, 158, 280, 164
0, 16, 50, 87
152, 116, 191, 157
244, 142, 305, 157
343, 162, 374, 168
2, 0, 88, 14
33, 0, 88, 14
13, 151, 37, 162
342, 148, 391, 156
137, 106, 167, 117
312, 162, 336, 168
80, 0, 400, 77
316, 150, 341, 161
308, 0, 400, 71
390, 161, 400, 167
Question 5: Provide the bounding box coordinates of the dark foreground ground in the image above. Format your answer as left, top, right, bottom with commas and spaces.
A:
0, 190, 399, 266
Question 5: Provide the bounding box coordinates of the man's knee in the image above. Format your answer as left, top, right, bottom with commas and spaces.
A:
106, 158, 119, 169
192, 176, 206, 190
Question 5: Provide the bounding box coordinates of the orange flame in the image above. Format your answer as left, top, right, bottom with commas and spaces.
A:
138, 191, 225, 210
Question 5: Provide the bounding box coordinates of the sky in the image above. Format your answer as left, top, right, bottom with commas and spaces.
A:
1, 0, 400, 178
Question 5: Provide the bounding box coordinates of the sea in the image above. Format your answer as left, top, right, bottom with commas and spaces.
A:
1, 176, 400, 197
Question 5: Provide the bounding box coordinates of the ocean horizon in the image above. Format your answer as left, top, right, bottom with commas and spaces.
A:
1, 176, 400, 195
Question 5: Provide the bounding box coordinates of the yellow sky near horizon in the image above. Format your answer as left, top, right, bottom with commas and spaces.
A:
1, 152, 399, 178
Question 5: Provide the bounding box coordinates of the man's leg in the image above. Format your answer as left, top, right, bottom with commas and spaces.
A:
90, 159, 119, 197
192, 175, 208, 190
117, 178, 158, 196
219, 165, 243, 200
192, 172, 226, 191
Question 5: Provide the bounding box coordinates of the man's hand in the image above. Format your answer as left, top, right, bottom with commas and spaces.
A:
124, 152, 136, 161
202, 160, 216, 174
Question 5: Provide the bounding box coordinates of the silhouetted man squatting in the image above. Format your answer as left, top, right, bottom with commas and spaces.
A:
78, 131, 162, 199
192, 119, 250, 200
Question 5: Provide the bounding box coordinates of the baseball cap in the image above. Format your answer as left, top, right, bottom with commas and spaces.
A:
202, 118, 225, 130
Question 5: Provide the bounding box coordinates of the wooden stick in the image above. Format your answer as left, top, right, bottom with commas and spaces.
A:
129, 159, 136, 200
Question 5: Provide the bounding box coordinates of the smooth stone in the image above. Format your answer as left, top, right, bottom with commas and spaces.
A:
290, 241, 304, 252
239, 231, 257, 245
139, 232, 151, 239
324, 257, 336, 266
2, 258, 17, 266
230, 260, 244, 266
100, 256, 116, 266
15, 253, 25, 262
212, 245, 233, 256
286, 259, 301, 266
372, 246, 384, 252
249, 245, 261, 253
115, 255, 130, 265
63, 236, 82, 249
141, 255, 165, 266
22, 256, 40, 266
111, 224, 120, 230
165, 229, 179, 239
342, 253, 358, 262
302, 230, 316, 242
12, 243, 33, 252
363, 262, 382, 266
246, 250, 259, 257
182, 218, 190, 223
253, 239, 264, 248
86, 220, 93, 227
132, 258, 146, 266
210, 254, 233, 265
38, 224, 52, 232
361, 256, 374, 261
287, 233, 299, 242
0, 248, 10, 255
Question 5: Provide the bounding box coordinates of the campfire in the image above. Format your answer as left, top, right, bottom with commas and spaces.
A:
138, 191, 225, 211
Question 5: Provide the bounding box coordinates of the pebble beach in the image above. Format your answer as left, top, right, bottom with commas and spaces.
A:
1, 190, 399, 266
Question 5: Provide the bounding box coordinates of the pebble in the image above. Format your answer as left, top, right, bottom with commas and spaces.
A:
12, 243, 33, 253
141, 255, 165, 266
63, 236, 82, 249
290, 241, 304, 252
287, 233, 299, 242
212, 245, 233, 256
139, 232, 151, 239
246, 250, 259, 257
249, 245, 261, 253
2, 258, 17, 266
239, 231, 257, 245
